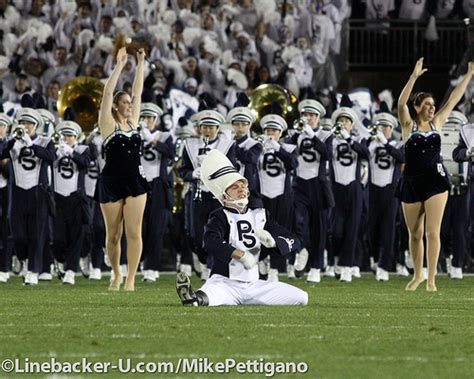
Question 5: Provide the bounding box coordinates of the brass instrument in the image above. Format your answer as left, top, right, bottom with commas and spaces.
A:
193, 136, 209, 202
293, 118, 307, 133
332, 121, 345, 138
52, 132, 61, 145
13, 127, 25, 140
368, 121, 382, 140
248, 84, 299, 134
57, 76, 104, 133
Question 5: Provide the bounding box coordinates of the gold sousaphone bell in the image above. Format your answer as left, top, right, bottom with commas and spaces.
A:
57, 76, 104, 133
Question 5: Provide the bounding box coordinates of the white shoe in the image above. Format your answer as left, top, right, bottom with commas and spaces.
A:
155, 271, 160, 280
307, 268, 321, 284
287, 264, 296, 279
450, 267, 463, 280
0, 272, 9, 283
38, 272, 53, 281
80, 256, 90, 278
340, 267, 352, 282
180, 264, 192, 277
120, 264, 128, 278
324, 265, 336, 277
89, 268, 102, 280
334, 265, 342, 276
24, 271, 38, 286
268, 268, 279, 282
396, 264, 409, 277
375, 267, 389, 282
12, 256, 21, 274
369, 257, 377, 272
142, 270, 157, 282
351, 266, 361, 278
20, 260, 28, 277
294, 248, 309, 272
56, 262, 65, 279
62, 270, 75, 285
404, 250, 413, 269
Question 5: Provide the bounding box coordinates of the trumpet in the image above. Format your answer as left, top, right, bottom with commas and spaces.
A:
193, 136, 210, 202
331, 121, 345, 138
13, 127, 25, 140
368, 121, 381, 140
293, 118, 307, 133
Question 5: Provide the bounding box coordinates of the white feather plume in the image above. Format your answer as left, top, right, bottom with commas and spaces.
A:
3, 33, 19, 57
183, 27, 202, 47
162, 9, 177, 25
227, 68, 248, 90
78, 29, 94, 47
202, 36, 222, 58
148, 23, 171, 44
95, 35, 114, 53
36, 22, 53, 46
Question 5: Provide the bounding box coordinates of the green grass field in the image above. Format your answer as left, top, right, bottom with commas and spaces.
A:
0, 274, 473, 379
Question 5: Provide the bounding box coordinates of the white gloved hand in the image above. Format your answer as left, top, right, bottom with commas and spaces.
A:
22, 133, 33, 147
266, 138, 281, 152
141, 127, 153, 143
467, 146, 474, 157
340, 128, 350, 140
12, 139, 24, 156
61, 143, 74, 156
192, 167, 201, 179
239, 251, 257, 270
255, 229, 276, 248
304, 123, 315, 138
376, 131, 388, 145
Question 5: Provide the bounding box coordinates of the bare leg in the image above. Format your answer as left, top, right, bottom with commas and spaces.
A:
122, 194, 147, 291
101, 200, 124, 290
401, 201, 425, 291
424, 191, 448, 291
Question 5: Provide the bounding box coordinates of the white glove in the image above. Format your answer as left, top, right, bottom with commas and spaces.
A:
266, 138, 281, 152
467, 146, 474, 157
239, 251, 257, 270
255, 229, 276, 248
304, 123, 315, 138
60, 143, 74, 156
340, 128, 350, 140
376, 131, 388, 145
22, 133, 33, 147
12, 139, 24, 156
141, 127, 153, 143
192, 167, 201, 179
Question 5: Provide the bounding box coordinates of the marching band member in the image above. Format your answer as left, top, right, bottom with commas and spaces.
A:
52, 121, 90, 285
0, 108, 56, 285
139, 102, 175, 283
257, 114, 298, 281
179, 110, 236, 280
0, 114, 12, 283
95, 47, 148, 291
290, 100, 333, 283
227, 106, 263, 208
367, 112, 405, 281
397, 58, 473, 291
83, 128, 105, 281
329, 107, 370, 282
449, 113, 473, 280
176, 149, 307, 307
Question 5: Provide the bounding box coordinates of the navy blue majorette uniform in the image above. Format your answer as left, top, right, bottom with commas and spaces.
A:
0, 114, 12, 280
329, 107, 370, 280
140, 128, 175, 279
82, 133, 105, 277
94, 123, 149, 203
367, 113, 404, 275
448, 120, 473, 275
51, 121, 90, 281
396, 121, 450, 203
179, 110, 236, 270
0, 108, 56, 284
257, 115, 298, 274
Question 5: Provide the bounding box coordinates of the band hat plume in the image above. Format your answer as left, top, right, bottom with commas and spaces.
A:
372, 112, 398, 129
56, 120, 82, 136
197, 110, 226, 127
226, 107, 256, 124
298, 99, 326, 117
140, 103, 164, 118
261, 114, 287, 131
331, 107, 360, 125
15, 108, 44, 130
201, 149, 248, 205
